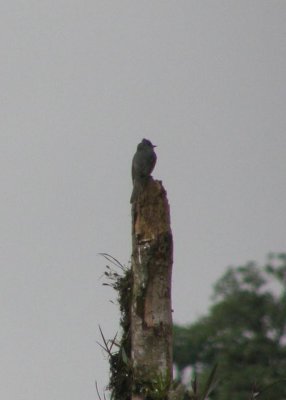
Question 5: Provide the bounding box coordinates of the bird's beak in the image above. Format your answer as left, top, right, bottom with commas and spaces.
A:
153, 145, 157, 148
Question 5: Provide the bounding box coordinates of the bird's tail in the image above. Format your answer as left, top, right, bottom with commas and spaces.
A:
130, 179, 147, 203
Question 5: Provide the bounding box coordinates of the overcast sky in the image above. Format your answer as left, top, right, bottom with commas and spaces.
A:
1, 1, 285, 399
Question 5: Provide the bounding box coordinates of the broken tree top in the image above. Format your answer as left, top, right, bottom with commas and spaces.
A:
130, 139, 157, 203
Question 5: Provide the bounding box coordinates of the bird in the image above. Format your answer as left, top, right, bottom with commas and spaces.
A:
130, 139, 157, 203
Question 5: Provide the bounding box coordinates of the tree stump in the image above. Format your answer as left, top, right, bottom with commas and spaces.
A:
131, 177, 173, 399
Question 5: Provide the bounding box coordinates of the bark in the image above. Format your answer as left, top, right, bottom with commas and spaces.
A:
131, 177, 173, 399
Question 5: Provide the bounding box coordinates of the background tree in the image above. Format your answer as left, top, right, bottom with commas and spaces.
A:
173, 253, 286, 400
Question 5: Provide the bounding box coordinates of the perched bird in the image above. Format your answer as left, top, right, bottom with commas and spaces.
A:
130, 138, 157, 203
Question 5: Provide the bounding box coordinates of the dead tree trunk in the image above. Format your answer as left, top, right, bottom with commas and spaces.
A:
131, 177, 173, 400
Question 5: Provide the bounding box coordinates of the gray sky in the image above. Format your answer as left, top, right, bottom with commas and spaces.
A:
1, 1, 285, 399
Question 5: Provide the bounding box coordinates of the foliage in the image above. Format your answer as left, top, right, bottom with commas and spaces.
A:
99, 254, 132, 400
187, 364, 218, 400
133, 372, 171, 400
173, 253, 286, 400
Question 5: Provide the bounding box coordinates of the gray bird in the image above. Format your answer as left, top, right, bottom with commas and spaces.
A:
130, 138, 157, 203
